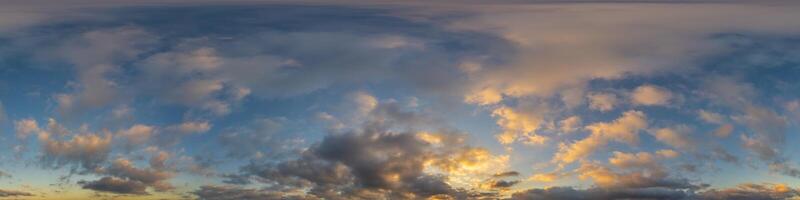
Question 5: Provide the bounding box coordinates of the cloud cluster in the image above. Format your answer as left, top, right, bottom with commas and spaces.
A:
39, 131, 113, 172
207, 93, 509, 199
554, 110, 648, 165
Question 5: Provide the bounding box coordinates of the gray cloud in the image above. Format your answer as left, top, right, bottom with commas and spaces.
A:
0, 189, 33, 197
696, 183, 800, 200
39, 132, 113, 173
511, 186, 692, 200
484, 180, 520, 189
105, 158, 174, 192
492, 171, 520, 178
79, 176, 148, 195
219, 92, 505, 199
193, 185, 285, 200
80, 156, 175, 195
511, 183, 800, 200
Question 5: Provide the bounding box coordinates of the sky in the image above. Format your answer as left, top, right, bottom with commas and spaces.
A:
1, 1, 800, 200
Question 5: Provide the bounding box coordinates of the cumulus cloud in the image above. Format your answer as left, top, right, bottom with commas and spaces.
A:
631, 84, 673, 106
14, 118, 40, 139
558, 116, 581, 134
78, 150, 176, 195
587, 92, 618, 112
492, 105, 548, 145
39, 132, 112, 172
142, 121, 213, 147
104, 158, 174, 191
652, 125, 695, 150
608, 151, 661, 171
117, 124, 156, 148
554, 110, 648, 165
80, 176, 148, 195
219, 93, 509, 199
236, 128, 500, 199
529, 172, 563, 183
530, 150, 695, 198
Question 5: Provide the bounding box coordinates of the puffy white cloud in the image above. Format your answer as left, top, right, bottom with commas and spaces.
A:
14, 118, 40, 139
587, 92, 618, 112
117, 124, 156, 148
40, 132, 112, 172
558, 116, 581, 134
631, 85, 673, 106
652, 126, 695, 150
351, 91, 378, 116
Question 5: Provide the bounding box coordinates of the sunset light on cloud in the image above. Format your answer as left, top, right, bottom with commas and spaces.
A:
2, 1, 800, 199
